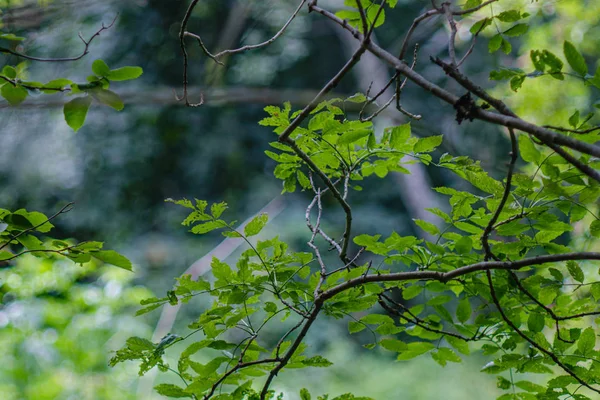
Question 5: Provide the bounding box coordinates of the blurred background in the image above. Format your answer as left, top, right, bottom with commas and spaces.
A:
1, 0, 598, 398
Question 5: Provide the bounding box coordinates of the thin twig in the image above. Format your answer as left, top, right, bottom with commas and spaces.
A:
486, 270, 600, 394
481, 128, 517, 261
0, 202, 74, 252
0, 15, 117, 62
442, 2, 458, 66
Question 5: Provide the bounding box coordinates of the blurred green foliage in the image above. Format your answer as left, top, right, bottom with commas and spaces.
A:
0, 255, 154, 399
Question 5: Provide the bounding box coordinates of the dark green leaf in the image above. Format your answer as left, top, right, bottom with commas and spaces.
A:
563, 41, 587, 76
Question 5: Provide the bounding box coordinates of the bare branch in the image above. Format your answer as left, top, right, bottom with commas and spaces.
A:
0, 15, 117, 62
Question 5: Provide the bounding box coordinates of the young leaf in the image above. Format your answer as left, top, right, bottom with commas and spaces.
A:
92, 59, 111, 76
244, 214, 268, 237
107, 66, 144, 81
63, 96, 92, 132
1, 84, 28, 105
414, 135, 442, 153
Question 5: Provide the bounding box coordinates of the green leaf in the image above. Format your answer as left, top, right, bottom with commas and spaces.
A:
527, 313, 545, 333
338, 129, 371, 145
211, 257, 232, 281
2, 65, 17, 79
154, 383, 192, 398
496, 10, 522, 23
0, 33, 25, 41
210, 202, 228, 218
92, 89, 124, 111
389, 123, 411, 149
348, 321, 366, 334
402, 285, 423, 300
470, 18, 491, 35
302, 355, 333, 367
503, 23, 528, 37
63, 96, 92, 132
92, 59, 111, 76
563, 41, 587, 76
456, 297, 471, 323
396, 342, 435, 361
577, 327, 596, 355
465, 0, 482, 8
413, 219, 440, 236
300, 388, 312, 400
414, 135, 442, 153
518, 135, 541, 164
591, 220, 600, 238
379, 338, 407, 352
0, 251, 14, 261
107, 66, 144, 81
566, 260, 584, 283
1, 84, 28, 105
92, 250, 133, 271
568, 110, 580, 128
454, 236, 472, 255
244, 214, 268, 237
345, 93, 367, 103
488, 34, 502, 53
431, 347, 461, 366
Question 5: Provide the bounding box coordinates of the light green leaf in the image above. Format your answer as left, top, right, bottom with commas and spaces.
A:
2, 65, 17, 79
577, 327, 596, 355
92, 250, 133, 271
379, 338, 407, 352
63, 96, 92, 132
244, 214, 268, 237
566, 260, 584, 283
107, 66, 144, 81
518, 135, 541, 164
0, 33, 25, 41
413, 219, 440, 235
414, 135, 442, 153
389, 123, 411, 149
92, 59, 111, 76
348, 321, 366, 334
1, 83, 28, 105
345, 93, 367, 103
154, 383, 192, 398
